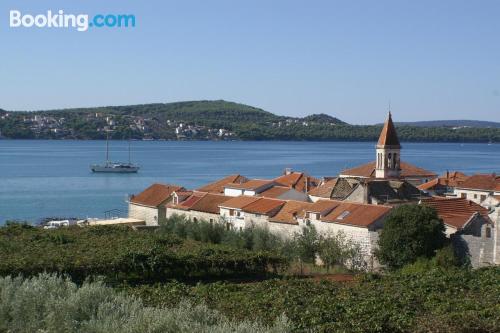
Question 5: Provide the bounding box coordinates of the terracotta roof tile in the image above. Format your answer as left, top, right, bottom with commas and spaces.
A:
421, 197, 491, 229
457, 174, 500, 191
196, 174, 248, 193
219, 196, 261, 209
377, 112, 401, 147
189, 193, 232, 214
243, 198, 285, 215
274, 172, 320, 192
306, 200, 340, 215
270, 201, 313, 224
258, 186, 291, 198
341, 161, 436, 178
418, 171, 469, 191
130, 184, 184, 207
308, 178, 338, 197
321, 202, 391, 227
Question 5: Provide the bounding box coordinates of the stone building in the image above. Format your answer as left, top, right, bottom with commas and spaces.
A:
309, 177, 425, 205
128, 183, 184, 225
418, 171, 469, 196
453, 174, 500, 204
166, 191, 231, 223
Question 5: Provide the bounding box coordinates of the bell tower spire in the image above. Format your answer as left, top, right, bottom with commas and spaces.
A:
375, 111, 401, 179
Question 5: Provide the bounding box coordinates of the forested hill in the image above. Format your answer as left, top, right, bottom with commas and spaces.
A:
395, 120, 500, 128
0, 100, 499, 143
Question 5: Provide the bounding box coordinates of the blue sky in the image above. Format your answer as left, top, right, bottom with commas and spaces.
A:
1, 0, 499, 124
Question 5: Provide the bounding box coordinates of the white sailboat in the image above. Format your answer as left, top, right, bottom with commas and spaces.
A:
91, 134, 140, 173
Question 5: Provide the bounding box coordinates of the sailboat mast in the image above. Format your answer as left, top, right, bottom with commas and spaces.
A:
128, 139, 131, 164
106, 132, 109, 162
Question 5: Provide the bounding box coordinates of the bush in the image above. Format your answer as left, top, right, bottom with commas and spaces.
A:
128, 267, 500, 333
0, 225, 287, 283
376, 205, 447, 270
318, 231, 368, 272
0, 273, 291, 333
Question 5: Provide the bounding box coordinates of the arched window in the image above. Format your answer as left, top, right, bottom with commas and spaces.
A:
485, 227, 492, 238
387, 153, 392, 168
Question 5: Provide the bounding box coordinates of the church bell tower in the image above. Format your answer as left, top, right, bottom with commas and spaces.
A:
375, 112, 401, 179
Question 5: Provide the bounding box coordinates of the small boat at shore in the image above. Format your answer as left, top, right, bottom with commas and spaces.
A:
91, 134, 140, 173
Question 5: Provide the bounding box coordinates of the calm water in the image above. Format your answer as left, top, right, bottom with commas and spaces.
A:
1, 140, 499, 224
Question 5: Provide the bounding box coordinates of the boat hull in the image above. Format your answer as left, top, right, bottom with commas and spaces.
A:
91, 164, 140, 173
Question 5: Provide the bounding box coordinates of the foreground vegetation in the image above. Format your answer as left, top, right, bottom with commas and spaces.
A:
127, 267, 500, 333
1, 100, 499, 142
0, 223, 286, 283
0, 274, 290, 333
1, 218, 499, 332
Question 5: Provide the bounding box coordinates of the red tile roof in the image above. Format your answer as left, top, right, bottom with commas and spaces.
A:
258, 186, 291, 198
274, 172, 320, 192
308, 178, 338, 197
169, 192, 232, 214
341, 161, 436, 178
270, 201, 313, 225
306, 200, 340, 215
421, 197, 491, 229
130, 184, 184, 207
377, 112, 400, 147
321, 201, 391, 227
219, 196, 261, 209
456, 174, 500, 191
196, 174, 248, 193
418, 171, 468, 191
243, 198, 285, 215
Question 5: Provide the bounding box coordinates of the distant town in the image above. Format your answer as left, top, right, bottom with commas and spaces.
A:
79, 113, 497, 270
1, 100, 500, 142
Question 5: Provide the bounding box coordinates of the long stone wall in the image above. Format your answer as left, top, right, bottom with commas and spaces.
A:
128, 203, 160, 226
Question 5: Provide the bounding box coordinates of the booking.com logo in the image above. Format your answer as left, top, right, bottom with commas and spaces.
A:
9, 10, 135, 32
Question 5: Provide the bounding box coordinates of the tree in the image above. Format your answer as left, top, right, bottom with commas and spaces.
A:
292, 225, 319, 274
318, 232, 367, 272
376, 204, 447, 269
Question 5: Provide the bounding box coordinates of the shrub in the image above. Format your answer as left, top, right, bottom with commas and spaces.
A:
0, 273, 291, 333
128, 267, 500, 333
376, 204, 447, 269
318, 231, 367, 272
0, 225, 287, 283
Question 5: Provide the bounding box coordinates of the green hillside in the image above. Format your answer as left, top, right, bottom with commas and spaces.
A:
1, 100, 499, 142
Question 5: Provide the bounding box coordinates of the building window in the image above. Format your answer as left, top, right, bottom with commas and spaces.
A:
193, 217, 198, 222
315, 213, 320, 220
474, 194, 478, 199
229, 209, 234, 216
480, 195, 486, 202
485, 227, 492, 238
461, 193, 466, 199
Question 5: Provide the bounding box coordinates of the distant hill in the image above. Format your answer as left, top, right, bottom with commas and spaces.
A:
395, 120, 500, 128
1, 100, 500, 142
303, 113, 346, 124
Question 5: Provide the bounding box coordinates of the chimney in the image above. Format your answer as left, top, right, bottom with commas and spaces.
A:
284, 168, 293, 175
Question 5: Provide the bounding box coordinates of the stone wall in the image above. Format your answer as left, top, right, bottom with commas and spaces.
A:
452, 215, 497, 268
128, 203, 160, 226
166, 208, 222, 224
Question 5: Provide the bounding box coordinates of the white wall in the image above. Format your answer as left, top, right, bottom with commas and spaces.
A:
128, 203, 160, 226
224, 188, 244, 197
454, 189, 491, 204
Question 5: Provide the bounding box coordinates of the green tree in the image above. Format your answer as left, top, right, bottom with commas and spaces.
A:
376, 204, 447, 269
318, 232, 367, 272
293, 225, 319, 274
